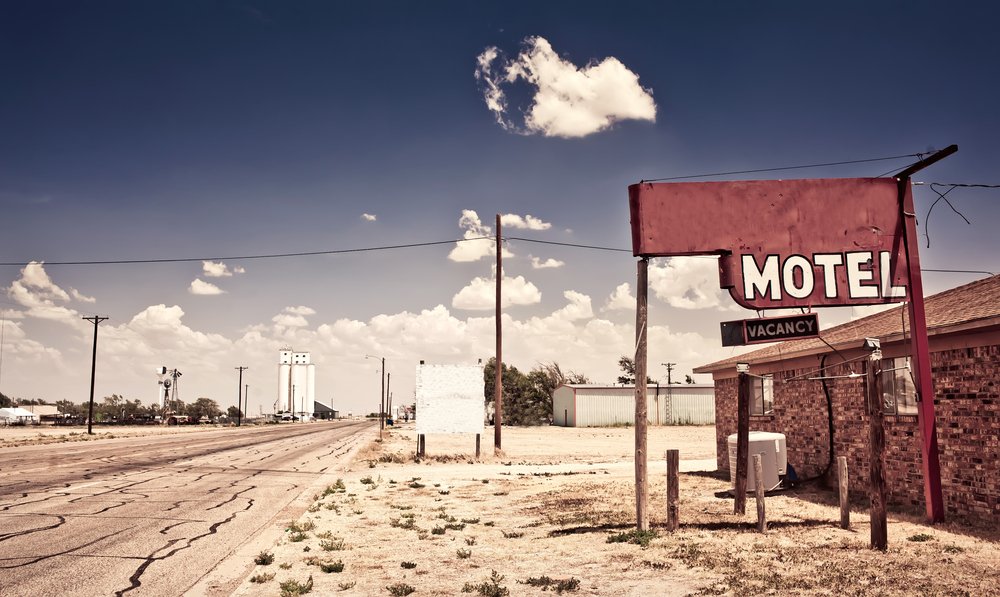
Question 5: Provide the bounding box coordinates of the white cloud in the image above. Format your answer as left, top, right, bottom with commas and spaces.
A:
234, 266, 246, 274
202, 260, 243, 278
451, 275, 542, 310
70, 288, 96, 303
530, 256, 564, 269
448, 210, 512, 262
500, 213, 551, 231
648, 258, 736, 311
189, 279, 226, 295
6, 262, 87, 331
550, 290, 593, 321
272, 313, 309, 328
604, 283, 636, 311
361, 213, 377, 222
284, 306, 316, 316
475, 36, 656, 138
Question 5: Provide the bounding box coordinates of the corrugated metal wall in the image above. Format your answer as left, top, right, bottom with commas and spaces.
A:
555, 385, 715, 427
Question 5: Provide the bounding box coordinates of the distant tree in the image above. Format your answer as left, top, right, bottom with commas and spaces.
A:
617, 356, 654, 385
226, 405, 243, 419
54, 399, 84, 417
685, 374, 695, 384
484, 359, 589, 426
187, 398, 222, 421
96, 394, 125, 421
0, 391, 12, 408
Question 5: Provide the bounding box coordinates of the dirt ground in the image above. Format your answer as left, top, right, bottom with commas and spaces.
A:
0, 423, 230, 448
230, 423, 999, 596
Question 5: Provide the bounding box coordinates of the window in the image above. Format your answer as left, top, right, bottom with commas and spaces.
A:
752, 375, 773, 415
881, 357, 917, 415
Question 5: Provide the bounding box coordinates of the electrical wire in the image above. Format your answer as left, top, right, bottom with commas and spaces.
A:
505, 236, 632, 253
0, 237, 494, 267
641, 152, 924, 183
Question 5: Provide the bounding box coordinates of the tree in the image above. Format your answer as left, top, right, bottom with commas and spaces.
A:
227, 405, 244, 419
0, 391, 13, 408
55, 399, 84, 417
187, 398, 222, 421
685, 374, 695, 384
484, 359, 590, 426
617, 356, 654, 385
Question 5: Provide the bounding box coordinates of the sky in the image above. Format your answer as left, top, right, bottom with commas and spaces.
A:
1, 1, 997, 417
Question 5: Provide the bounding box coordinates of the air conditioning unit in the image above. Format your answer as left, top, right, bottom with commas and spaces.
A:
727, 431, 787, 492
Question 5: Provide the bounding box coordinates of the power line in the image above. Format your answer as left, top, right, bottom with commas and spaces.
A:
641, 152, 924, 183
0, 237, 493, 267
506, 236, 632, 253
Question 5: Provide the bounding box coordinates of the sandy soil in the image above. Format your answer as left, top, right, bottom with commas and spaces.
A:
232, 423, 999, 596
0, 423, 241, 447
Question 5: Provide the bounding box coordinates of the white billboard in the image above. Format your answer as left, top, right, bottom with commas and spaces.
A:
415, 364, 485, 435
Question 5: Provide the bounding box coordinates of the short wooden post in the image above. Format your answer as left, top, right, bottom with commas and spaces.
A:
865, 354, 888, 551
666, 449, 679, 532
475, 433, 481, 459
418, 434, 426, 458
734, 371, 751, 515
838, 456, 850, 529
753, 453, 766, 532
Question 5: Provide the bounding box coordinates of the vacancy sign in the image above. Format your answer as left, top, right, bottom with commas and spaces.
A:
628, 178, 909, 310
720, 313, 820, 347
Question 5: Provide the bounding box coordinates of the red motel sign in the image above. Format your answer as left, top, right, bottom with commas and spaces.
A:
628, 178, 909, 309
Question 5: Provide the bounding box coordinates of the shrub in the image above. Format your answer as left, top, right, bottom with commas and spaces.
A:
320, 538, 345, 551
907, 533, 934, 542
431, 526, 446, 535
401, 561, 417, 569
249, 572, 275, 583
501, 531, 523, 539
386, 583, 416, 596
456, 548, 472, 559
279, 575, 314, 596
288, 531, 307, 543
461, 570, 509, 596
254, 551, 274, 565
339, 581, 357, 590
320, 560, 345, 573
606, 529, 658, 548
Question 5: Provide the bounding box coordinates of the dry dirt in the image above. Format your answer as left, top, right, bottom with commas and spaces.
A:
0, 423, 231, 448
232, 424, 998, 596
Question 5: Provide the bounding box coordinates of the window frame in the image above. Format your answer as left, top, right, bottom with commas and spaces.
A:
751, 374, 774, 416
881, 357, 918, 416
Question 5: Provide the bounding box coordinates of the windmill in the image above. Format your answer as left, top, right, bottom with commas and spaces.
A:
156, 367, 182, 413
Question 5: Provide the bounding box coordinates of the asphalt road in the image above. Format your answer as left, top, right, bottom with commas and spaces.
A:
0, 420, 373, 596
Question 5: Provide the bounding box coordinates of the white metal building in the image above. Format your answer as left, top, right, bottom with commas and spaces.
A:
278, 349, 315, 419
552, 384, 715, 427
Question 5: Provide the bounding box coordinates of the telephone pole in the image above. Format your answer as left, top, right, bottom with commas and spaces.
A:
662, 362, 676, 385
83, 316, 109, 435
235, 366, 248, 426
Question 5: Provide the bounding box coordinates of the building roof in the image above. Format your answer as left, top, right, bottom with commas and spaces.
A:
0, 407, 39, 419
695, 274, 1000, 373
557, 383, 715, 390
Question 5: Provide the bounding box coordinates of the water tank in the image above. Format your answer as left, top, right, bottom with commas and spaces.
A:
727, 431, 787, 492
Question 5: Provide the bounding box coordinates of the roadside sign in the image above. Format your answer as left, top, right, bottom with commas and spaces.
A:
720, 313, 820, 346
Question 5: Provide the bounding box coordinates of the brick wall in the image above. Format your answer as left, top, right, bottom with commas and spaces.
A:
714, 343, 999, 524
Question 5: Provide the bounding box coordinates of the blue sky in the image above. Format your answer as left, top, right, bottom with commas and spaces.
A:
1, 1, 997, 416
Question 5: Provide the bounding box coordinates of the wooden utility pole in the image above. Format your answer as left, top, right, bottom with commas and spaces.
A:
245, 384, 249, 424
83, 316, 109, 435
235, 366, 248, 426
634, 258, 649, 531
380, 357, 385, 436
734, 369, 751, 515
494, 213, 503, 453
387, 373, 391, 421
865, 348, 888, 550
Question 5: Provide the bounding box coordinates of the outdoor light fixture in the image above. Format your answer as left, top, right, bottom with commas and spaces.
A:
861, 337, 881, 352
736, 362, 750, 373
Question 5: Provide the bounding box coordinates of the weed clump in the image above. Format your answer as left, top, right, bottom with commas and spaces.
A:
254, 551, 274, 565
521, 576, 581, 593
462, 570, 509, 596
386, 582, 416, 596
279, 574, 314, 596
250, 572, 275, 583
401, 561, 417, 569
607, 529, 658, 548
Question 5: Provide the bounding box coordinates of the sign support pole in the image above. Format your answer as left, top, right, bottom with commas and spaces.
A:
864, 350, 888, 550
494, 214, 503, 454
894, 145, 955, 523
734, 370, 751, 514
634, 258, 649, 531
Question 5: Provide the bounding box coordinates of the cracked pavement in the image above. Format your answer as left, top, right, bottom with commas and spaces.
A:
0, 420, 372, 596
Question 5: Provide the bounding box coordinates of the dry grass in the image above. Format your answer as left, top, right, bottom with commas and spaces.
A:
234, 424, 1000, 597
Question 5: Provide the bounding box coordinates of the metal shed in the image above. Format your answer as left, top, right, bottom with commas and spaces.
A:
552, 384, 715, 427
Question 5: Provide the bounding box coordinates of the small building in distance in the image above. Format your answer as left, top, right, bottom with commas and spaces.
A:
552, 384, 715, 427
312, 400, 338, 420
695, 274, 1000, 524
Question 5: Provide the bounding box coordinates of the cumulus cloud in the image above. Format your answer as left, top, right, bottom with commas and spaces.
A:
361, 213, 377, 222
272, 313, 309, 328
284, 306, 317, 316
189, 279, 226, 295
550, 290, 593, 321
648, 257, 736, 311
603, 283, 636, 311
530, 256, 564, 269
70, 288, 96, 303
202, 260, 244, 278
6, 262, 86, 331
475, 36, 656, 138
451, 274, 542, 310
448, 210, 512, 262
500, 213, 551, 231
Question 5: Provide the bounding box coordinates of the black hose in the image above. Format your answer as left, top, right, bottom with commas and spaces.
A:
795, 354, 836, 484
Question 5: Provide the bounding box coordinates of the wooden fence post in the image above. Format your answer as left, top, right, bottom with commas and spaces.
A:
865, 353, 888, 551
666, 449, 679, 532
838, 456, 850, 529
753, 453, 766, 532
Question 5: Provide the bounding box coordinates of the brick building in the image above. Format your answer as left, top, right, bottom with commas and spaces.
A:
695, 275, 999, 524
